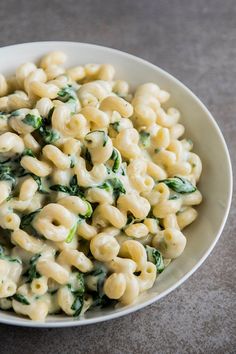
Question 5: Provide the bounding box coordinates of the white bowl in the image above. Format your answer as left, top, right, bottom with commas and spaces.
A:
0, 42, 232, 328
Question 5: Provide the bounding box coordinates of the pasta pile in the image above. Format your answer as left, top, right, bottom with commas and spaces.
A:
0, 51, 202, 321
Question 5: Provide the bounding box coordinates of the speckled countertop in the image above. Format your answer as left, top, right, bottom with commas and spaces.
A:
0, 0, 235, 353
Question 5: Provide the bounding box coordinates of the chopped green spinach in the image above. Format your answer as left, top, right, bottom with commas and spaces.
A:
12, 294, 30, 305
38, 126, 60, 144
24, 253, 41, 282
145, 245, 164, 273
110, 148, 121, 173
160, 176, 196, 194
50, 175, 85, 198
66, 223, 78, 243
22, 114, 42, 129
20, 209, 41, 229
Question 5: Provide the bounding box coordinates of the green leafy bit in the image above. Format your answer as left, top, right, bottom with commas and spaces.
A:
50, 175, 85, 197
12, 294, 30, 305
160, 176, 197, 194
24, 253, 41, 282
110, 148, 121, 173
68, 273, 85, 295
97, 181, 112, 192
108, 178, 126, 199
68, 272, 85, 317
20, 209, 41, 229
0, 165, 16, 187
30, 175, 49, 194
139, 131, 150, 148
86, 264, 107, 297
57, 86, 78, 113
145, 245, 164, 273
66, 223, 78, 243
71, 295, 84, 317
0, 246, 22, 264
98, 178, 126, 200
22, 114, 42, 129
39, 126, 60, 144
83, 201, 93, 218
22, 148, 35, 157
50, 184, 72, 194
57, 86, 77, 102
91, 294, 117, 309
66, 201, 92, 243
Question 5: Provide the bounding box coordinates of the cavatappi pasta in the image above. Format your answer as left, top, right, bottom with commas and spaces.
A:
0, 51, 202, 321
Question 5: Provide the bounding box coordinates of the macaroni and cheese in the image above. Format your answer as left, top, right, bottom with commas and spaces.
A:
0, 51, 202, 321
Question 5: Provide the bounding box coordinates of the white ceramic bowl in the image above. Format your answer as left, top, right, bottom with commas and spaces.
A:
0, 42, 232, 327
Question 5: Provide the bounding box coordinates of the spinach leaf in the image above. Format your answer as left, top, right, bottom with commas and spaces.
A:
50, 184, 71, 194
110, 148, 121, 173
20, 209, 41, 229
145, 245, 164, 273
24, 253, 41, 282
50, 175, 85, 198
68, 272, 85, 295
66, 223, 78, 243
22, 148, 35, 157
86, 263, 107, 297
69, 175, 84, 195
107, 178, 126, 199
97, 178, 125, 200
91, 294, 117, 308
82, 201, 93, 219
68, 272, 85, 317
22, 114, 42, 129
30, 175, 49, 194
12, 294, 30, 305
71, 295, 84, 317
38, 126, 60, 144
160, 176, 196, 194
139, 131, 150, 148
0, 247, 22, 264
97, 181, 112, 192
0, 165, 16, 187
66, 201, 92, 243
57, 86, 77, 102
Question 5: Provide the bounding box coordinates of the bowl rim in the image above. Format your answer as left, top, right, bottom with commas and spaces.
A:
0, 41, 233, 328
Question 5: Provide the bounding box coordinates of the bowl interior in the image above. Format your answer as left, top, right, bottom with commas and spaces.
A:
0, 42, 232, 327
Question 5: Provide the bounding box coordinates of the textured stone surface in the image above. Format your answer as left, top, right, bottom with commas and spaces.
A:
0, 0, 235, 353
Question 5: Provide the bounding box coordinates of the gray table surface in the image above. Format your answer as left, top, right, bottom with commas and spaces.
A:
0, 0, 235, 353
